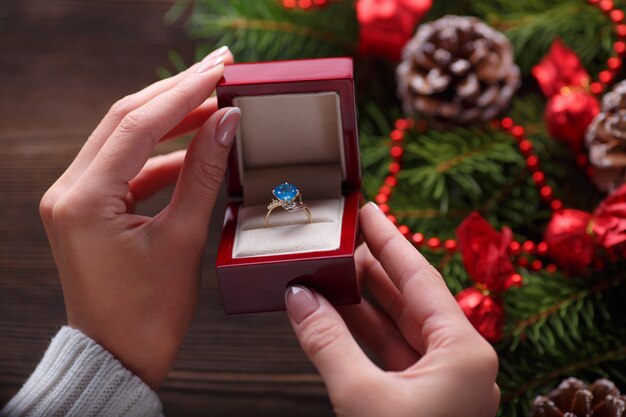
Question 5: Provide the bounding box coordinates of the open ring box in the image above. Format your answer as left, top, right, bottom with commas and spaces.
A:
215, 57, 362, 314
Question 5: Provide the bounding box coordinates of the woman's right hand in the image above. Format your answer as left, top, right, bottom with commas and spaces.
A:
285, 202, 500, 417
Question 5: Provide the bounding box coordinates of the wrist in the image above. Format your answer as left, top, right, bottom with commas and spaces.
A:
67, 319, 181, 390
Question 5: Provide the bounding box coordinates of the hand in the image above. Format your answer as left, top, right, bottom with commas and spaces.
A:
39, 46, 240, 389
285, 203, 500, 417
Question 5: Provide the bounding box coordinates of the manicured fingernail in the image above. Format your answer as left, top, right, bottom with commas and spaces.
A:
367, 201, 382, 213
285, 286, 319, 324
205, 45, 229, 61
216, 107, 241, 146
196, 56, 224, 73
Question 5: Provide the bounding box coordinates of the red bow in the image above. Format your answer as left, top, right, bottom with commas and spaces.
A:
532, 39, 600, 150
544, 184, 626, 272
532, 39, 591, 98
455, 212, 522, 342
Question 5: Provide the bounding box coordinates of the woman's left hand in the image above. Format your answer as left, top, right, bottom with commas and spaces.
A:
38, 46, 239, 389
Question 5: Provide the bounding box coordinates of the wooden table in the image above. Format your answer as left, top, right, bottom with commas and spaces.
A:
0, 1, 333, 414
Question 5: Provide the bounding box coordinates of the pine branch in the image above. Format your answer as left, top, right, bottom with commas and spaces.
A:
185, 0, 358, 62
469, 0, 620, 76
508, 272, 626, 340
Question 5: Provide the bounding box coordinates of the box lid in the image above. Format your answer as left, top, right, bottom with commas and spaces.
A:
217, 57, 361, 197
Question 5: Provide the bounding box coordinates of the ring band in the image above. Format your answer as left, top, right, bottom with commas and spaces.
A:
265, 182, 313, 228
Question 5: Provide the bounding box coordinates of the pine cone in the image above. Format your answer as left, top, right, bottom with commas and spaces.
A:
530, 377, 626, 417
586, 80, 626, 192
396, 15, 520, 125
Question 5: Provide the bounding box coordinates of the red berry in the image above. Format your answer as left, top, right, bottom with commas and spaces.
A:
618, 25, 626, 38
590, 82, 604, 94
532, 171, 546, 186
379, 203, 390, 213
526, 155, 539, 171
387, 214, 397, 224
389, 162, 400, 174
599, 0, 614, 12
511, 125, 525, 139
385, 176, 398, 187
395, 119, 409, 130
523, 240, 535, 253
531, 260, 543, 271
608, 56, 622, 70
519, 140, 533, 155
375, 194, 388, 204
390, 145, 404, 158
379, 185, 392, 196
610, 9, 624, 22
509, 241, 522, 255
550, 199, 564, 211
427, 237, 441, 249
390, 129, 404, 141
283, 0, 296, 7
536, 242, 549, 255
599, 70, 614, 84
501, 117, 514, 130
546, 264, 558, 273
398, 225, 410, 236
412, 233, 425, 245
540, 185, 553, 200
614, 41, 626, 54
298, 0, 312, 9
510, 273, 523, 286
444, 239, 457, 252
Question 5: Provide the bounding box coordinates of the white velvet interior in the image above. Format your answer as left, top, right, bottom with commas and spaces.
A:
231, 91, 347, 258
233, 198, 344, 258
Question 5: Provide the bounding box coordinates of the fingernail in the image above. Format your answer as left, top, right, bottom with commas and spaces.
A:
285, 286, 319, 324
216, 107, 241, 146
367, 201, 382, 213
196, 56, 224, 73
205, 45, 229, 61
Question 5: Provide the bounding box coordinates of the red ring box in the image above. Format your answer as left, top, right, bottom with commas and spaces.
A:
215, 57, 362, 314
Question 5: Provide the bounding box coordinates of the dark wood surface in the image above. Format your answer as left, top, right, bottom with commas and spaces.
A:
0, 1, 333, 415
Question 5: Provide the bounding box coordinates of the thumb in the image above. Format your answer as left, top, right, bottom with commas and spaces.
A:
165, 107, 240, 233
285, 286, 376, 392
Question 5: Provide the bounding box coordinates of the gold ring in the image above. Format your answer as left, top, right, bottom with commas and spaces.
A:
265, 182, 313, 228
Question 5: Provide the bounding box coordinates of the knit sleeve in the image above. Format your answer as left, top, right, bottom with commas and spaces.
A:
1, 326, 163, 417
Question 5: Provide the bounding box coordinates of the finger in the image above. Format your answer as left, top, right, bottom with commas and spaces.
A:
162, 97, 218, 141
360, 203, 474, 348
355, 243, 426, 355
285, 286, 378, 393
60, 47, 233, 187
81, 58, 227, 200
163, 107, 240, 233
128, 150, 186, 202
490, 384, 502, 416
338, 298, 420, 371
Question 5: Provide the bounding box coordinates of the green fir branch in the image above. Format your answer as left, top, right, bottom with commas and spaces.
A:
185, 0, 358, 62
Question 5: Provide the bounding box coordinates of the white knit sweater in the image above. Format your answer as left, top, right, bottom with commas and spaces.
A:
1, 327, 163, 417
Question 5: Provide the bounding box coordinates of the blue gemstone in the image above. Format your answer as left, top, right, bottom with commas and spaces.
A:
273, 183, 299, 203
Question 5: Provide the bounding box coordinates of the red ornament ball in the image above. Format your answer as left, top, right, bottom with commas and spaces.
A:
456, 288, 503, 343
545, 90, 600, 151
544, 209, 596, 273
